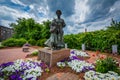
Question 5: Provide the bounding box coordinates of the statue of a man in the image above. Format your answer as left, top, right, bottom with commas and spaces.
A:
45, 10, 66, 50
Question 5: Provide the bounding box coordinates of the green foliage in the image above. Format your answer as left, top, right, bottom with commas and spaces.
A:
64, 34, 84, 49
28, 39, 36, 46
107, 18, 120, 30
115, 68, 120, 75
16, 38, 27, 46
31, 50, 39, 56
95, 57, 118, 73
0, 42, 4, 49
41, 21, 51, 39
36, 39, 47, 46
0, 45, 5, 49
2, 38, 26, 47
64, 20, 120, 53
2, 38, 16, 47
64, 30, 120, 53
10, 18, 51, 41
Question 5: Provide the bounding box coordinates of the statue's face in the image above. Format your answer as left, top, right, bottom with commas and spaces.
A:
57, 13, 61, 17
56, 11, 61, 17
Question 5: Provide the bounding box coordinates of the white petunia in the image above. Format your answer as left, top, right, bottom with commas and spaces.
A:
0, 59, 43, 79
68, 60, 95, 73
57, 62, 66, 68
70, 49, 89, 57
0, 78, 4, 80
84, 70, 120, 80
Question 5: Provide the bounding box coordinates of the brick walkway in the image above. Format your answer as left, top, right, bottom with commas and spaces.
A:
46, 72, 80, 80
0, 47, 37, 64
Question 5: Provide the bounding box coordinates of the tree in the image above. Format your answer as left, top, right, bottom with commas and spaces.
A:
107, 18, 120, 30
10, 18, 51, 41
41, 20, 51, 39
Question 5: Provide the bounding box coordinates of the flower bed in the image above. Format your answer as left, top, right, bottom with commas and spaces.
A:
70, 49, 89, 57
57, 59, 95, 73
68, 60, 95, 73
70, 49, 89, 60
57, 49, 94, 73
0, 59, 43, 80
84, 70, 120, 80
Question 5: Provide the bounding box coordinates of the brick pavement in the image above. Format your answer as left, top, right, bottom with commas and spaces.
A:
0, 47, 37, 64
46, 72, 80, 80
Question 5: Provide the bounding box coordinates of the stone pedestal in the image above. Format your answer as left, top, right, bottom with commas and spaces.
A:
38, 48, 70, 67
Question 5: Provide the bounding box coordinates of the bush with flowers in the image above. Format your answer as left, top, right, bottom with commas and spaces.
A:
0, 59, 44, 80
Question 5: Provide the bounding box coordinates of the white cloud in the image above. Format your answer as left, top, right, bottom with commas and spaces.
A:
70, 0, 90, 23
0, 5, 49, 27
87, 18, 111, 32
109, 7, 115, 13
0, 20, 12, 27
11, 0, 26, 6
36, 17, 48, 24
108, 0, 120, 19
29, 4, 34, 9
1, 0, 120, 34
0, 6, 32, 19
65, 25, 85, 34
65, 0, 90, 34
37, 6, 49, 16
28, 3, 49, 19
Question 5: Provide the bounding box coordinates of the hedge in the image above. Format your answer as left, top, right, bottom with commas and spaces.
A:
2, 38, 27, 47
64, 30, 120, 54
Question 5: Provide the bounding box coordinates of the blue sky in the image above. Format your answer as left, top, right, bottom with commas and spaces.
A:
0, 0, 120, 34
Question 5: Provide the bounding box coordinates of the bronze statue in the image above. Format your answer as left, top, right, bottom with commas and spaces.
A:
45, 10, 66, 50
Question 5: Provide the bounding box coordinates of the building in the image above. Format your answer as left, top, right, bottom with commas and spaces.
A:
0, 25, 13, 41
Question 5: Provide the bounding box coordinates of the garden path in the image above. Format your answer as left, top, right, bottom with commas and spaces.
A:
46, 72, 80, 80
0, 47, 38, 64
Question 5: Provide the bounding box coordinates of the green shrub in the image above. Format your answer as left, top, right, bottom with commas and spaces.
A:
2, 38, 26, 47
95, 57, 118, 73
36, 39, 47, 46
0, 45, 5, 49
31, 50, 39, 56
16, 38, 27, 46
115, 68, 120, 75
64, 30, 120, 53
2, 38, 16, 47
28, 39, 36, 46
64, 34, 83, 49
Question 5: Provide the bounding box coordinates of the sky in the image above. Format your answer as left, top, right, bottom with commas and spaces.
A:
0, 0, 120, 34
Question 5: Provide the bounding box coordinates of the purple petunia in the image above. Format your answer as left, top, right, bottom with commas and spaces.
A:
0, 59, 43, 80
0, 62, 14, 68
23, 43, 31, 47
70, 50, 75, 54
10, 73, 22, 80
70, 56, 83, 61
